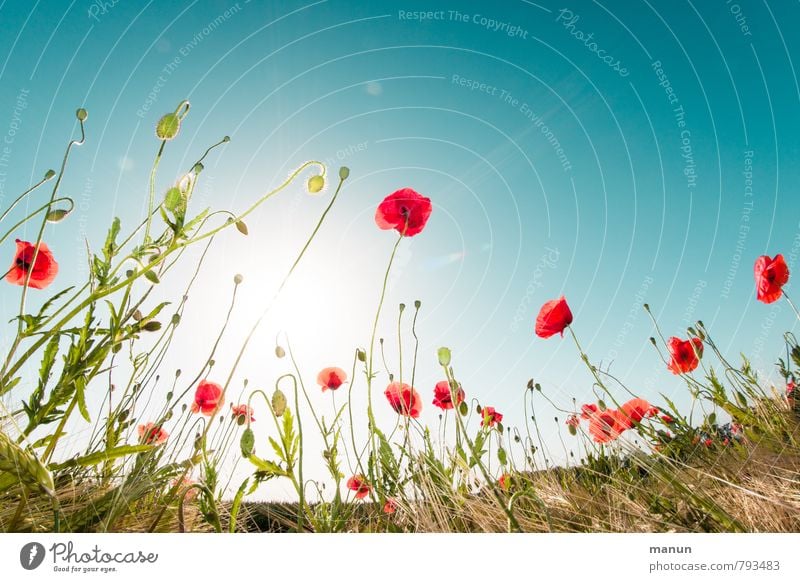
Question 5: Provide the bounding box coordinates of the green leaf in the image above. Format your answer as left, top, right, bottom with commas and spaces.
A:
229, 478, 250, 532
52, 444, 154, 470
272, 388, 287, 417
103, 217, 121, 262
498, 447, 507, 466
247, 454, 287, 477
75, 376, 90, 423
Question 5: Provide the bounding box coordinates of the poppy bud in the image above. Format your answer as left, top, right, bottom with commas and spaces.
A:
414, 300, 421, 309
275, 345, 286, 358
164, 187, 182, 211
399, 303, 406, 312
133, 309, 143, 321
143, 321, 162, 332
272, 388, 287, 417
76, 108, 88, 121
339, 166, 350, 180
44, 169, 56, 180
46, 208, 70, 223
193, 162, 204, 174
234, 274, 243, 285
307, 174, 325, 194
235, 220, 248, 235
223, 135, 230, 143
171, 313, 181, 325
357, 349, 366, 362
156, 112, 180, 140
527, 379, 535, 391
437, 347, 451, 366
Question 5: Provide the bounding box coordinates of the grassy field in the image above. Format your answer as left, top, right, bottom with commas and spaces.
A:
1, 104, 799, 533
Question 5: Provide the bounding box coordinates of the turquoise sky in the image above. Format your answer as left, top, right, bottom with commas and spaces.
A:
1, 0, 799, 496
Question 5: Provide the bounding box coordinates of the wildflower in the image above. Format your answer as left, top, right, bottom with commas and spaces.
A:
137, 423, 168, 445
384, 382, 423, 418
317, 367, 347, 392
498, 473, 511, 490
580, 403, 599, 420
617, 398, 658, 429
703, 438, 713, 447
346, 475, 371, 500
661, 414, 675, 424
232, 404, 255, 425
754, 254, 789, 304
5, 239, 59, 289
383, 498, 397, 514
666, 336, 703, 374
588, 409, 624, 444
534, 296, 573, 338
565, 415, 580, 428
191, 380, 225, 415
432, 380, 465, 410
480, 406, 503, 428
375, 188, 432, 237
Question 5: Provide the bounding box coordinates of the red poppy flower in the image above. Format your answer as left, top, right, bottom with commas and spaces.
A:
137, 423, 168, 445
383, 498, 397, 515
5, 239, 59, 289
580, 403, 598, 420
565, 414, 580, 428
661, 414, 675, 425
384, 382, 423, 418
432, 380, 465, 410
703, 438, 713, 447
617, 398, 658, 429
317, 367, 347, 392
346, 474, 371, 500
666, 336, 703, 374
588, 409, 624, 444
374, 188, 432, 237
231, 404, 255, 424
535, 296, 573, 338
480, 406, 503, 428
191, 380, 225, 415
498, 474, 511, 490
754, 254, 789, 304
787, 380, 796, 395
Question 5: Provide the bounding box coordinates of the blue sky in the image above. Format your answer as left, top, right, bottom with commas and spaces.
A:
1, 0, 799, 496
